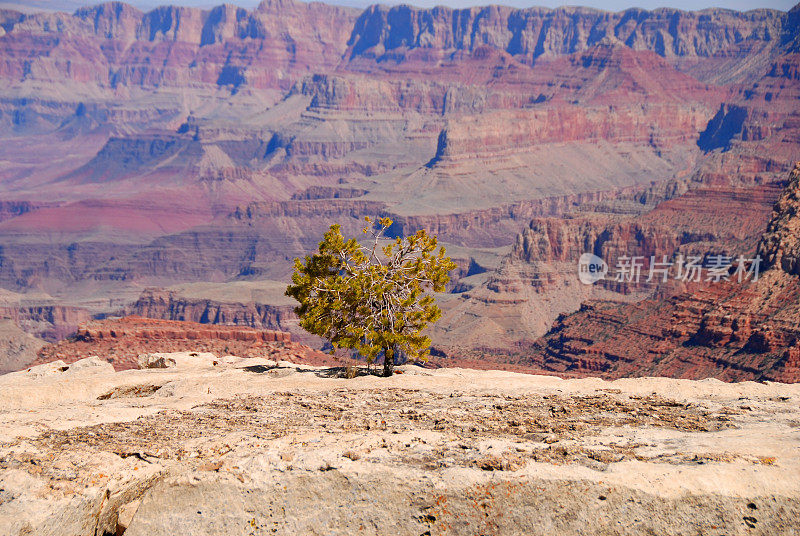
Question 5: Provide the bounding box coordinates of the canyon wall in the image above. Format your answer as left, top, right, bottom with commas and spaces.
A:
429, 180, 786, 355
0, 0, 357, 103
0, 319, 46, 374
125, 288, 296, 333
0, 0, 797, 375
0, 304, 92, 342
520, 163, 800, 382
346, 4, 784, 69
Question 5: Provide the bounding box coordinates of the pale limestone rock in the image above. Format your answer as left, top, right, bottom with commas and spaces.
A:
1, 362, 800, 535
19, 360, 70, 377
13, 356, 113, 378
63, 356, 115, 375
115, 499, 141, 536
137, 352, 217, 370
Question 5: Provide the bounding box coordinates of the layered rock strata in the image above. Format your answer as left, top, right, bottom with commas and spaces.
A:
30, 316, 335, 372
524, 163, 800, 382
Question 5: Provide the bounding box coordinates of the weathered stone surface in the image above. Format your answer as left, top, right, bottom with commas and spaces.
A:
0, 361, 799, 535
0, 0, 357, 97
136, 351, 217, 370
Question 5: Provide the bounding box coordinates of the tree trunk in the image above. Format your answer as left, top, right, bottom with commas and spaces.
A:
383, 346, 394, 377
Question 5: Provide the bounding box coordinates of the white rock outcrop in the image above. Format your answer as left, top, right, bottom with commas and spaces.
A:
1, 360, 799, 535
136, 352, 218, 370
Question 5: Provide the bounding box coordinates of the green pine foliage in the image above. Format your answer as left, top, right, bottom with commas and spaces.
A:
286, 216, 457, 376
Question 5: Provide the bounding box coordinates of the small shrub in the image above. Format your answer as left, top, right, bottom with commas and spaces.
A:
286, 216, 456, 376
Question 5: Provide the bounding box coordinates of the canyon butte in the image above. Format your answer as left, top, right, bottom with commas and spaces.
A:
0, 0, 799, 382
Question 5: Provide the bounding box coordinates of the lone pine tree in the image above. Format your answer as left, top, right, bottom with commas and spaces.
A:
286, 217, 456, 376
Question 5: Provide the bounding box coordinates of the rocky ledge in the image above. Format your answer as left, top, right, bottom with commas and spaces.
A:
31, 316, 336, 372
0, 355, 798, 535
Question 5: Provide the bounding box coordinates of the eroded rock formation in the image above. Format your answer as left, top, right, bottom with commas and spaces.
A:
0, 0, 798, 373
31, 316, 337, 372
523, 163, 800, 382
1, 357, 799, 534
0, 318, 46, 374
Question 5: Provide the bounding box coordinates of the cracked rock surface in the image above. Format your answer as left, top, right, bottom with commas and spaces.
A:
1, 355, 799, 535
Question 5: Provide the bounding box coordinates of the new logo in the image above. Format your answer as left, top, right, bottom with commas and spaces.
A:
578, 253, 607, 285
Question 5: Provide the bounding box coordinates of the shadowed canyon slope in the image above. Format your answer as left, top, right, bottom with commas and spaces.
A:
0, 0, 799, 377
